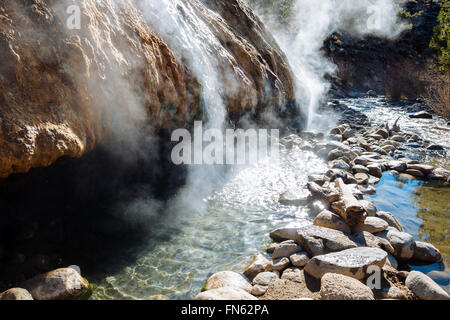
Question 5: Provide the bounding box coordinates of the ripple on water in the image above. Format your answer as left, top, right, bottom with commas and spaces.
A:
91, 145, 328, 300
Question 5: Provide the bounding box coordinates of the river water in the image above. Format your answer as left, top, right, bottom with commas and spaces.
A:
90, 97, 449, 299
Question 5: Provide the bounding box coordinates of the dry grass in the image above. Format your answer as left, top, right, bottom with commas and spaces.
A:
421, 69, 450, 118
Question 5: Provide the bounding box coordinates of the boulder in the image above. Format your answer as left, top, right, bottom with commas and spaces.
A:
413, 241, 442, 263
406, 271, 450, 300
407, 164, 434, 174
202, 271, 252, 293
266, 257, 291, 272
355, 173, 369, 185
304, 247, 387, 280
359, 199, 378, 216
296, 225, 358, 257
409, 111, 433, 119
272, 242, 303, 260
252, 272, 279, 287
352, 165, 370, 175
352, 217, 389, 234
0, 288, 33, 300
387, 161, 407, 173
375, 211, 403, 232
21, 268, 91, 300
376, 228, 416, 260
290, 252, 310, 267
244, 254, 270, 281
352, 231, 395, 255
319, 273, 374, 300
367, 163, 383, 178
313, 210, 351, 234
270, 228, 298, 242
406, 169, 425, 178
195, 287, 258, 300
385, 253, 399, 269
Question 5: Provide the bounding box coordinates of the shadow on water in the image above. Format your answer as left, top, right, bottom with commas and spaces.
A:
0, 131, 187, 291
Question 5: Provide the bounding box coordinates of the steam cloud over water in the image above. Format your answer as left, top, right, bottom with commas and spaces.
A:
246, 0, 405, 129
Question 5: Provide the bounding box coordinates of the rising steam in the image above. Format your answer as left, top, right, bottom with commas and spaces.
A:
247, 0, 405, 129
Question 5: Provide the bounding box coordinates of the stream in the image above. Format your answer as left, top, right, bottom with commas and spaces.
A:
90, 97, 449, 300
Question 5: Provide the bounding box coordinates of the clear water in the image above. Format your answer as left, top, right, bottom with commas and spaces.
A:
90, 97, 449, 299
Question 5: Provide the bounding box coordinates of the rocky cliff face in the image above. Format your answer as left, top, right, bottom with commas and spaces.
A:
0, 0, 294, 178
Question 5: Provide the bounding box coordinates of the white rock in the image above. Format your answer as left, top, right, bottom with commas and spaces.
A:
22, 268, 91, 300
203, 271, 252, 293
195, 287, 258, 300
406, 271, 450, 300
320, 273, 374, 300
304, 247, 387, 280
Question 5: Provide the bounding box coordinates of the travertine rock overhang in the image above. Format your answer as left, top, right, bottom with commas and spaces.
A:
0, 0, 295, 178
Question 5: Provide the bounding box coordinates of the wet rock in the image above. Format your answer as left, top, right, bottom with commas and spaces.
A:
406, 169, 425, 178
148, 294, 170, 300
427, 145, 445, 151
330, 127, 343, 135
313, 210, 351, 234
279, 189, 311, 206
406, 271, 450, 300
270, 228, 298, 242
266, 257, 291, 273
352, 217, 389, 234
290, 253, 310, 267
296, 225, 358, 257
355, 173, 369, 184
375, 128, 389, 139
387, 160, 407, 173
406, 163, 434, 174
367, 163, 383, 178
330, 160, 351, 171
203, 271, 252, 293
22, 268, 91, 300
342, 128, 355, 140
244, 254, 270, 281
328, 149, 344, 161
375, 211, 403, 231
409, 111, 433, 119
319, 273, 374, 300
376, 228, 416, 260
392, 135, 406, 142
304, 247, 387, 280
413, 241, 442, 263
308, 174, 330, 186
272, 242, 303, 260
0, 288, 33, 300
195, 287, 258, 300
352, 165, 370, 175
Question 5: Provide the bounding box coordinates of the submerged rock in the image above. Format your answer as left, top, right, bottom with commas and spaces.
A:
304, 247, 387, 280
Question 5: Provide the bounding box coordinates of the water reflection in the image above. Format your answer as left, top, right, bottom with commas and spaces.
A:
370, 173, 450, 293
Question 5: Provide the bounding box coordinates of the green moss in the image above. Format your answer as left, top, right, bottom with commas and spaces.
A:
430, 0, 450, 71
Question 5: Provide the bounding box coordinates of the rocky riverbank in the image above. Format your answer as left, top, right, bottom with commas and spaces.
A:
195, 100, 450, 301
